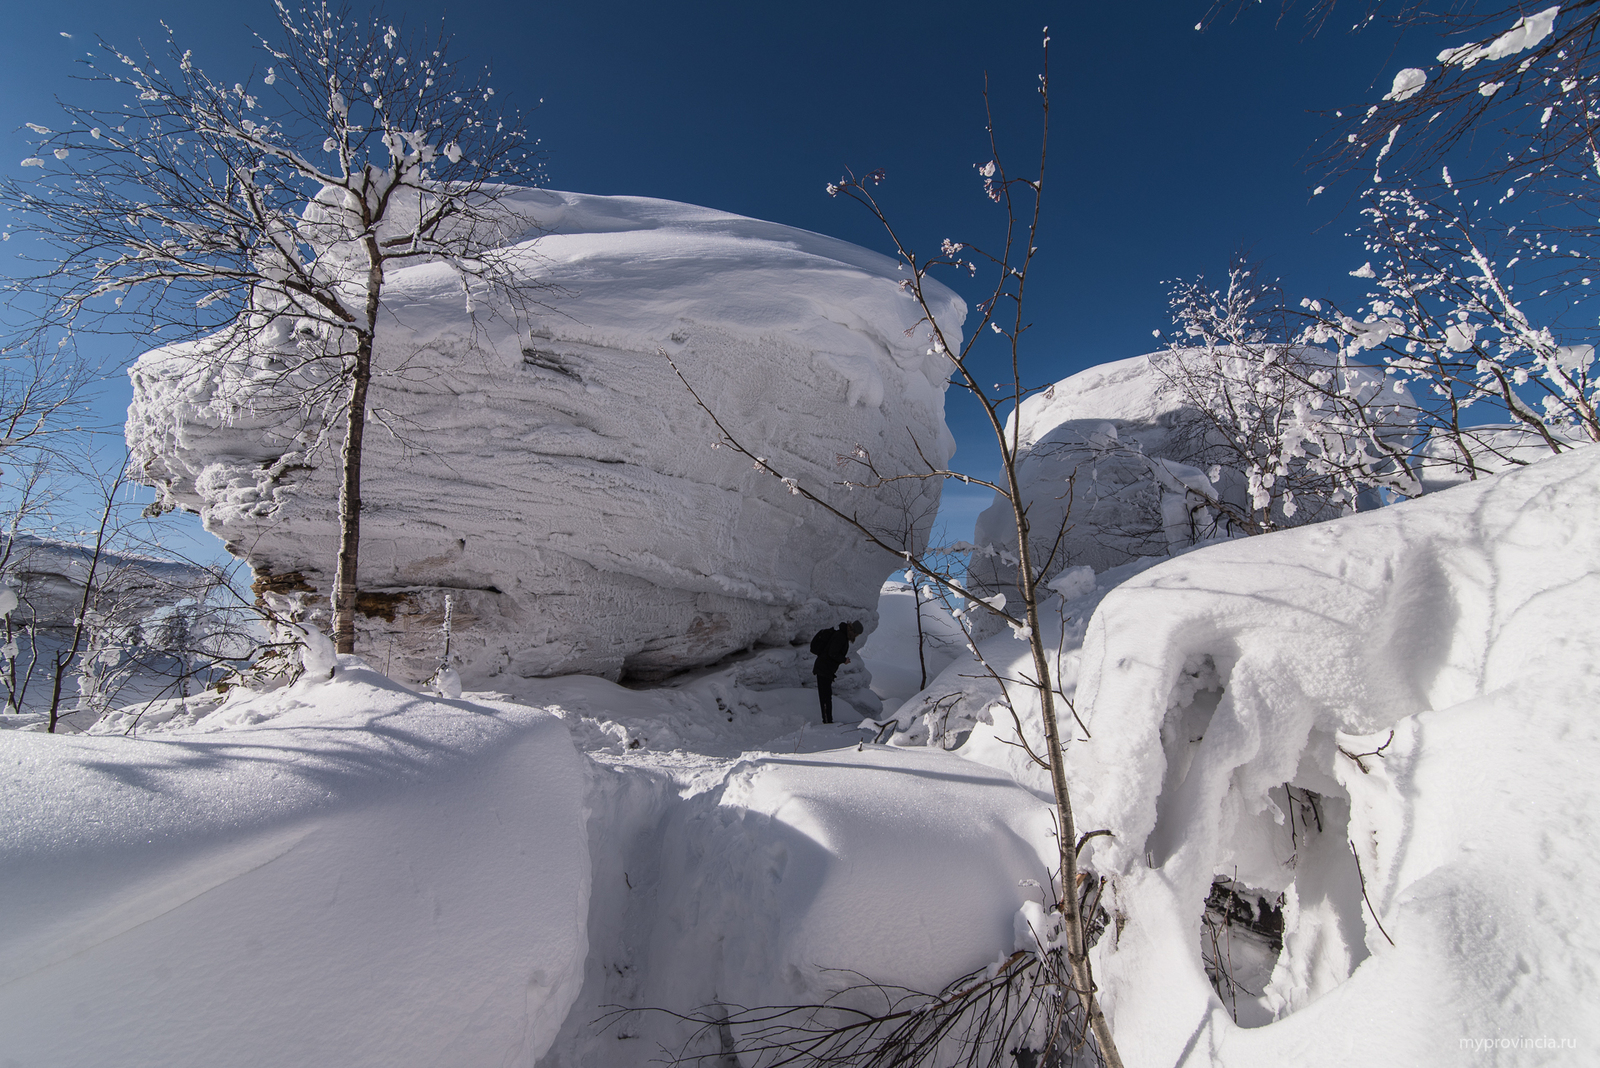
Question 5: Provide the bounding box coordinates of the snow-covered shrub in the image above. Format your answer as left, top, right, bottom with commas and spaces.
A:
961, 330, 1410, 624
1162, 260, 1419, 531
1304, 184, 1599, 476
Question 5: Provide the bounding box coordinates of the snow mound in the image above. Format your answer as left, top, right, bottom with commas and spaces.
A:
0, 662, 590, 1068
1072, 445, 1600, 1065
128, 188, 963, 684
565, 744, 1059, 1065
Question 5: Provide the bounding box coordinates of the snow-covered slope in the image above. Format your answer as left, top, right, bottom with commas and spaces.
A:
0, 637, 1058, 1068
128, 189, 963, 685
1072, 442, 1600, 1066
0, 662, 590, 1068
884, 445, 1598, 1064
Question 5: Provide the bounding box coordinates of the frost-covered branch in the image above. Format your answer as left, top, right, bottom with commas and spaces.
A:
3, 2, 548, 657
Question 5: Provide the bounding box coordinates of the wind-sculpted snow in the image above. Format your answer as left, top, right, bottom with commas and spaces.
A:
880, 445, 1597, 1064
127, 189, 962, 684
1070, 444, 1600, 1065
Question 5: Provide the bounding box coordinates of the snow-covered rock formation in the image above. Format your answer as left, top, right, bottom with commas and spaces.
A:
969, 353, 1205, 581
0, 535, 225, 726
967, 350, 1402, 601
127, 190, 962, 684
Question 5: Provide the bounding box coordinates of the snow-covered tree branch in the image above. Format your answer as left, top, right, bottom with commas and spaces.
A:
2, 1, 547, 657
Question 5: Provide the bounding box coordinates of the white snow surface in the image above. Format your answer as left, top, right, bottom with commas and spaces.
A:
1071, 442, 1600, 1066
1, 634, 1059, 1067
127, 188, 963, 684
878, 445, 1598, 1064
12, 375, 1598, 1067
0, 660, 591, 1067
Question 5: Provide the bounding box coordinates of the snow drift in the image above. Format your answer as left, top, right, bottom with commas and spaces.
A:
1070, 444, 1600, 1065
882, 444, 1596, 1064
0, 662, 590, 1068
127, 189, 963, 684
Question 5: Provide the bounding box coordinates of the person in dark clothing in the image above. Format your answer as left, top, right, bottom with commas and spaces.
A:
810, 620, 863, 724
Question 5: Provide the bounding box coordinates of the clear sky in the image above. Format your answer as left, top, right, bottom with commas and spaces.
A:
2, 0, 1424, 545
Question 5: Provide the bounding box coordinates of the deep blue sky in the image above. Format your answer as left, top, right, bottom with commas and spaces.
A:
2, 1, 1423, 543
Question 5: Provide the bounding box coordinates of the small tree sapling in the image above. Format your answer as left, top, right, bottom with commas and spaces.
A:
665, 33, 1125, 1068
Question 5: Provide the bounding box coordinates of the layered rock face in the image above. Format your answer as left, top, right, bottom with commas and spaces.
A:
128, 190, 963, 684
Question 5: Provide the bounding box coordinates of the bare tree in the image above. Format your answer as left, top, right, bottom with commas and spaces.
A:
1312, 1, 1600, 215
665, 35, 1125, 1068
3, 2, 545, 655
1, 339, 99, 719
1324, 183, 1597, 459
1188, 5, 1599, 485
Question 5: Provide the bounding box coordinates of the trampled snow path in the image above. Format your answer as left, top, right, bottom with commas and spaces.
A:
494, 647, 1060, 1068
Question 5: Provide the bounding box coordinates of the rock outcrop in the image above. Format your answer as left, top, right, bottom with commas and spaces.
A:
966, 349, 1403, 602
128, 190, 963, 684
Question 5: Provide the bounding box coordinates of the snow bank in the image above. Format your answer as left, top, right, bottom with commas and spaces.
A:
441, 648, 1066, 1068
1071, 445, 1600, 1065
659, 747, 1056, 1005
552, 744, 1060, 1065
0, 662, 590, 1067
128, 189, 963, 685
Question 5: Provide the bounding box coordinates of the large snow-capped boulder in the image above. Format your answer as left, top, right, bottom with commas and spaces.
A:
128, 190, 963, 684
967, 349, 1401, 600
890, 446, 1600, 1065
971, 353, 1201, 577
